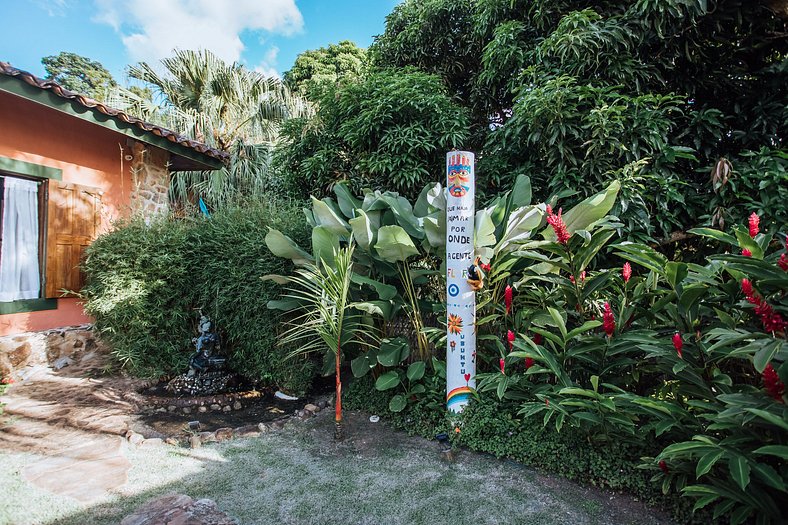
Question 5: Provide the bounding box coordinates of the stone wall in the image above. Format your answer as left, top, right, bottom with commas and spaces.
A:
129, 141, 171, 217
0, 325, 108, 380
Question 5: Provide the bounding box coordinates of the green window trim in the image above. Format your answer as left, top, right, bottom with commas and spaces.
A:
0, 298, 58, 315
0, 156, 62, 180
0, 158, 58, 314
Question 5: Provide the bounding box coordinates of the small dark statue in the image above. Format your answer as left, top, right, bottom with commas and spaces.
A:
166, 315, 241, 397
188, 315, 225, 374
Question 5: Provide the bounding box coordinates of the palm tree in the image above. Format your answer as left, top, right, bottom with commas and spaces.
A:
279, 245, 371, 440
125, 49, 311, 205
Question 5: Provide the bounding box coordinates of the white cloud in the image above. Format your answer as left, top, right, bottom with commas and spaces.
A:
93, 0, 302, 65
254, 46, 281, 78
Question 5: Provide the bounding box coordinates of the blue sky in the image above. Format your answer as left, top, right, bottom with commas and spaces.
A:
1, 0, 399, 82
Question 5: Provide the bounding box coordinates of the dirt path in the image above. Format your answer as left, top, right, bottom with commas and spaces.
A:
0, 368, 674, 525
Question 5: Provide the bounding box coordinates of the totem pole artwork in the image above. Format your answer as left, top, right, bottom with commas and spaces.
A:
445, 151, 476, 412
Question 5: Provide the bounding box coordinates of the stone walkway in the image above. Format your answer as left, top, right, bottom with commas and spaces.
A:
0, 356, 139, 503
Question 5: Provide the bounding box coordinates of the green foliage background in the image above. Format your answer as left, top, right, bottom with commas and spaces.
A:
277, 0, 787, 243
81, 200, 314, 393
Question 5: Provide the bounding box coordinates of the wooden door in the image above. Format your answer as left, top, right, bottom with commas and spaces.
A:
45, 180, 101, 297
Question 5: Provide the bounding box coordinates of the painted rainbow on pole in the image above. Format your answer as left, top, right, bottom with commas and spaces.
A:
446, 151, 475, 412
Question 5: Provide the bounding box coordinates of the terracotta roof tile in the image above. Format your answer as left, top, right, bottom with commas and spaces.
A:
0, 61, 229, 165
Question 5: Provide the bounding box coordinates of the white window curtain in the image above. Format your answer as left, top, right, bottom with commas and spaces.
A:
0, 177, 41, 302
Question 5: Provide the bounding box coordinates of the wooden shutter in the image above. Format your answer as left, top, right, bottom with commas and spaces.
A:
45, 180, 101, 297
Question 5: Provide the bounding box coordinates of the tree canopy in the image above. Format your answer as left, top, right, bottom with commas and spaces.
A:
283, 40, 368, 98
42, 51, 116, 100
276, 0, 787, 242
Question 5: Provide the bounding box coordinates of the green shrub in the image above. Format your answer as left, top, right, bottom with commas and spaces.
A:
82, 199, 314, 393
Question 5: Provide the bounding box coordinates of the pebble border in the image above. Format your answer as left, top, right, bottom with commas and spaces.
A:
124, 398, 331, 449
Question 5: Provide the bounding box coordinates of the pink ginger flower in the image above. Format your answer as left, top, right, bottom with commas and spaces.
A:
603, 302, 615, 337
672, 332, 683, 359
748, 212, 760, 237
763, 364, 785, 402
545, 205, 570, 245
504, 285, 513, 315
622, 262, 632, 283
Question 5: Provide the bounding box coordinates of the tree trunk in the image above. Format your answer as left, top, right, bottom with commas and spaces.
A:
334, 342, 344, 440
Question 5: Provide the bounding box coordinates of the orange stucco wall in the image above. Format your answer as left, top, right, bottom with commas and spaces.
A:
0, 90, 162, 335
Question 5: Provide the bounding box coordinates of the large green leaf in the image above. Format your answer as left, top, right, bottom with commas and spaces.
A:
333, 182, 361, 219
353, 300, 394, 320
311, 196, 351, 236
389, 394, 407, 412
475, 208, 497, 249
374, 225, 420, 262
381, 194, 424, 239
377, 337, 410, 366
494, 204, 545, 254
414, 182, 445, 217
688, 228, 738, 246
349, 209, 376, 250
543, 180, 620, 240
733, 226, 764, 259
510, 174, 532, 208
696, 449, 724, 478
350, 273, 397, 300
406, 361, 426, 382
375, 371, 401, 390
312, 226, 339, 266
265, 228, 313, 265
422, 213, 445, 250
728, 455, 751, 491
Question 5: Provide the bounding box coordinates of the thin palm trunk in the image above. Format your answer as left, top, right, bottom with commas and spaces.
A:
335, 340, 343, 440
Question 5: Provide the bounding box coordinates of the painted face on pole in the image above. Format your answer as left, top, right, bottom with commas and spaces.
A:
445, 151, 475, 412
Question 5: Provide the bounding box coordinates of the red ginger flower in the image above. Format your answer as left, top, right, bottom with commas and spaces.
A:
742, 278, 754, 298
570, 271, 586, 284
533, 333, 543, 345
748, 212, 760, 237
779, 253, 788, 271
525, 357, 534, 370
603, 302, 615, 337
742, 249, 752, 257
507, 330, 515, 350
762, 364, 785, 402
545, 205, 570, 245
658, 460, 669, 474
504, 285, 513, 315
480, 261, 491, 273
622, 262, 632, 283
499, 358, 506, 374
742, 278, 787, 333
672, 332, 683, 359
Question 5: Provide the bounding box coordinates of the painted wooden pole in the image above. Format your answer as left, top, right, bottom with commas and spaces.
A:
445, 151, 475, 412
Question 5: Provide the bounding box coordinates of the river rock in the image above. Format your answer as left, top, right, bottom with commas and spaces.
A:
120, 493, 237, 525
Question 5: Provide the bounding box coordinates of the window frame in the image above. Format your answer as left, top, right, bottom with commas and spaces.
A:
0, 156, 61, 314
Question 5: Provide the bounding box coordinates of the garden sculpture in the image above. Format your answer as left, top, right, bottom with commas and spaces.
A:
187, 315, 226, 375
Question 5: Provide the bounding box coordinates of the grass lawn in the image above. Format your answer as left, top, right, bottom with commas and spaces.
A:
0, 410, 672, 525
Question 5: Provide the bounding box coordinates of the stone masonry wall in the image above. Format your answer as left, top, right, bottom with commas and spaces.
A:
129, 141, 171, 217
0, 325, 109, 380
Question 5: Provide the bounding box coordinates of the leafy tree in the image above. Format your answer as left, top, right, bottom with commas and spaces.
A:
41, 52, 116, 100
283, 40, 368, 98
371, 0, 788, 243
127, 49, 310, 206
276, 68, 470, 200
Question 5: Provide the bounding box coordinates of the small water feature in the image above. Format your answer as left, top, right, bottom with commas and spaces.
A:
125, 314, 334, 438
